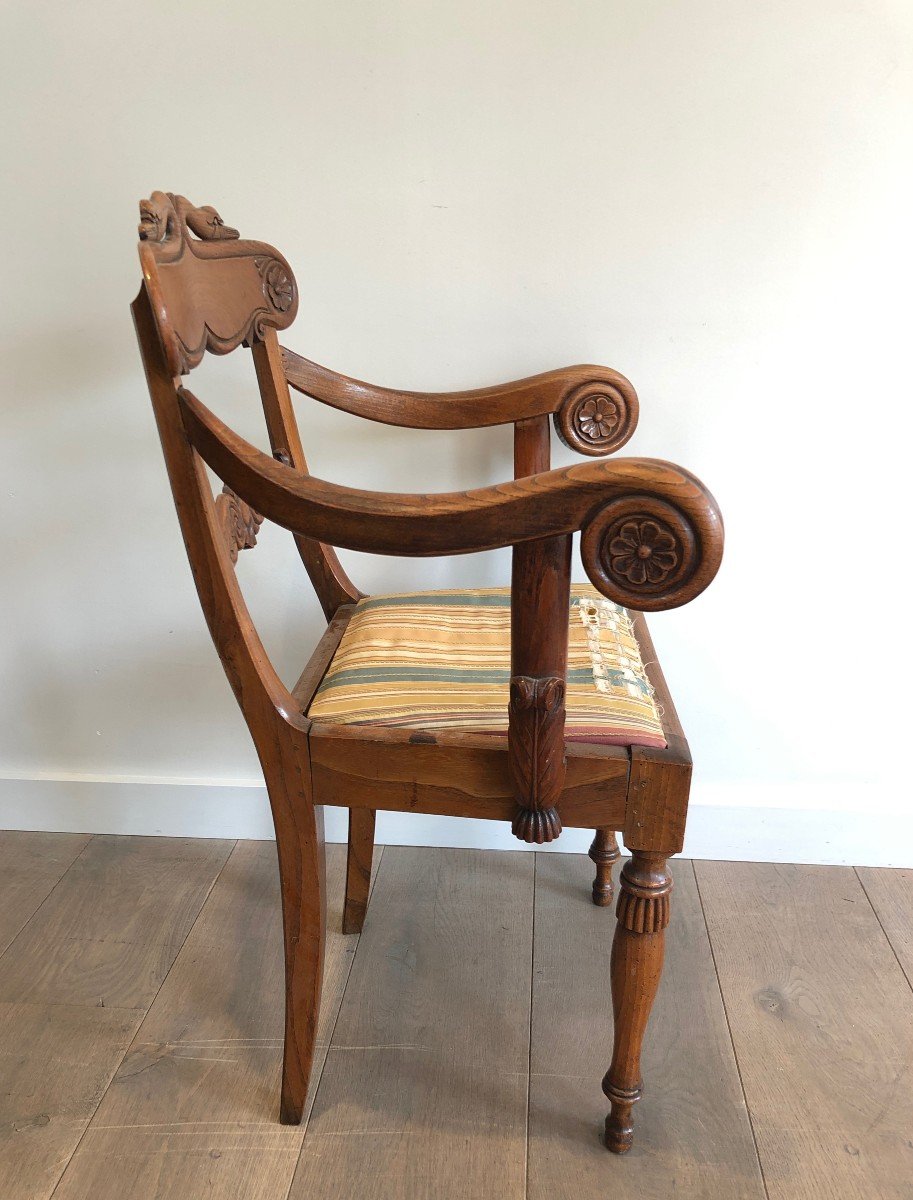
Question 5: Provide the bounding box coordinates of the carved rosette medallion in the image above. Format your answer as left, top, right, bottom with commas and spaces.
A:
508, 676, 566, 844
215, 485, 263, 564
615, 853, 672, 934
581, 495, 699, 611
609, 519, 679, 587
260, 259, 295, 313
555, 379, 639, 456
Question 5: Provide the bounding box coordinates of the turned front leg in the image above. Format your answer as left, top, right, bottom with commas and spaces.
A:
602, 851, 672, 1153
588, 828, 620, 905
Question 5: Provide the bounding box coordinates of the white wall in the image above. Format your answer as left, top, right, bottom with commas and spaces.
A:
2, 1, 912, 864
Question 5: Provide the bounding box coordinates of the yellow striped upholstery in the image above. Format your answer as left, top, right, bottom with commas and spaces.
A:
308, 586, 666, 748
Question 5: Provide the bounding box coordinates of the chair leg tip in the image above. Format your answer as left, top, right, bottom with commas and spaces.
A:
279, 1099, 304, 1126
280, 1076, 306, 1126
342, 902, 366, 935
603, 1115, 634, 1154
591, 882, 614, 906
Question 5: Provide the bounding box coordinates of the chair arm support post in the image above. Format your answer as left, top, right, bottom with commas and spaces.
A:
509, 533, 572, 844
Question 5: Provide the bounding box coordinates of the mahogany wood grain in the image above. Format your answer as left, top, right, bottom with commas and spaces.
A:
588, 828, 620, 906
509, 535, 571, 842
51, 842, 377, 1200
290, 605, 354, 711
138, 192, 297, 375
288, 848, 531, 1199
135, 282, 326, 1127
178, 387, 723, 612
0, 831, 90, 956
603, 852, 673, 1152
283, 346, 637, 435
513, 413, 551, 476
259, 729, 326, 1126
529, 855, 765, 1198
624, 612, 692, 855
0, 835, 230, 1200
133, 191, 724, 1154
342, 809, 376, 935
697, 861, 913, 1200
251, 331, 360, 618
508, 413, 570, 842
307, 724, 629, 828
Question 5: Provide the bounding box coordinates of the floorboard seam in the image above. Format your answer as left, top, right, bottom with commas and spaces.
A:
524, 852, 537, 1200
853, 866, 913, 994
691, 859, 771, 1200
282, 842, 387, 1200
0, 833, 97, 970
46, 837, 239, 1200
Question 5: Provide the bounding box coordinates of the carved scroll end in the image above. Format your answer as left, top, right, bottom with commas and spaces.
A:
215, 485, 263, 564
581, 493, 719, 611
615, 854, 672, 934
555, 376, 639, 457
508, 675, 566, 845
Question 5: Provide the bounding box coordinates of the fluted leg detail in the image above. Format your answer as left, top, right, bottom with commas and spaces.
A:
508, 676, 566, 844
602, 851, 672, 1153
588, 828, 620, 906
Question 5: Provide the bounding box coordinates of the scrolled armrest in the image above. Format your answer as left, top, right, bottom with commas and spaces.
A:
281, 346, 637, 450
179, 386, 722, 610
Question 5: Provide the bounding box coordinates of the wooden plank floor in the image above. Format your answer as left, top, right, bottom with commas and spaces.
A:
0, 835, 910, 1200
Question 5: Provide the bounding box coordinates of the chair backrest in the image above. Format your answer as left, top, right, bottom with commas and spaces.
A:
134, 191, 723, 848
135, 191, 360, 621
137, 191, 299, 375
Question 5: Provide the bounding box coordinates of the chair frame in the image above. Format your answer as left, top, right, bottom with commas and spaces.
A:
132, 191, 723, 1153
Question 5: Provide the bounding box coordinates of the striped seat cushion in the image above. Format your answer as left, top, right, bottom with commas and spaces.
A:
308, 586, 665, 747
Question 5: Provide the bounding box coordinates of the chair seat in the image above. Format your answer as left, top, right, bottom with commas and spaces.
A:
308, 586, 666, 748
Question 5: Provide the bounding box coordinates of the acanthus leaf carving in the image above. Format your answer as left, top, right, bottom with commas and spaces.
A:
508, 675, 566, 845
215, 485, 263, 564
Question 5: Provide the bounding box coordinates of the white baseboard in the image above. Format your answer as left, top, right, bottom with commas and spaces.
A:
0, 774, 909, 868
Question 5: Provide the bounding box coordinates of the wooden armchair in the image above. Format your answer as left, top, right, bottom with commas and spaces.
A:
132, 192, 723, 1154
